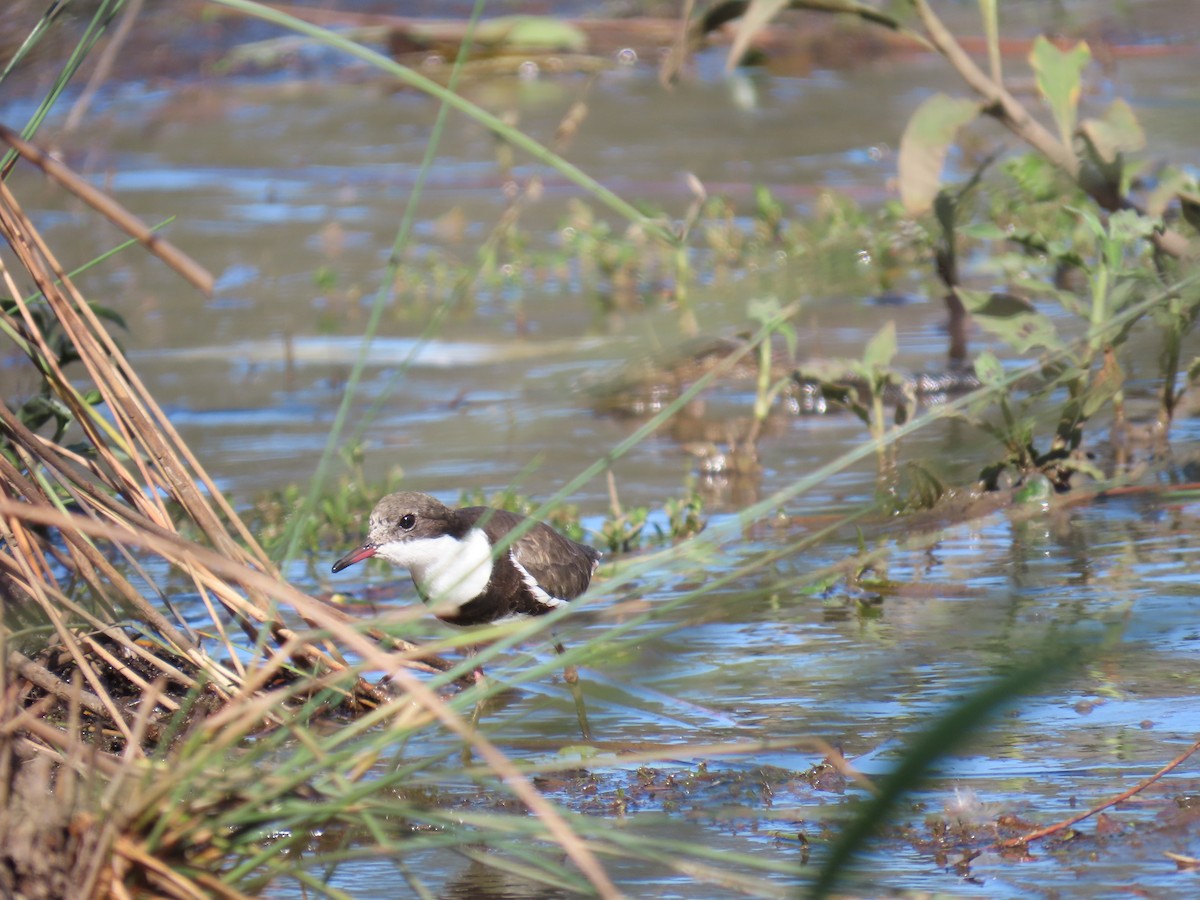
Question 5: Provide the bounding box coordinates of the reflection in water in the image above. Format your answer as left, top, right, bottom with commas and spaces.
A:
442, 859, 569, 900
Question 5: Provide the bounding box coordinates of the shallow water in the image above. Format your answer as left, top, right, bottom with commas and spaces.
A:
6, 2, 1200, 896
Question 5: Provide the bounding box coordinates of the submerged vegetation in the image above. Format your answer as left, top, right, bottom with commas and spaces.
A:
1, 0, 1199, 897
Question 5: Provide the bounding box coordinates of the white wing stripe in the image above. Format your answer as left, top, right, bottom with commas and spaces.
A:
511, 554, 567, 610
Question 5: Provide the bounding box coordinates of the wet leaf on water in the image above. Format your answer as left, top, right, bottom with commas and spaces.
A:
1093, 812, 1123, 836
1014, 473, 1053, 504
747, 295, 783, 325
811, 381, 869, 426
1029, 37, 1091, 148
557, 744, 600, 760
897, 93, 981, 215
1187, 356, 1200, 383
972, 350, 1005, 387
863, 320, 897, 371
903, 461, 946, 509
959, 289, 1064, 354
1080, 352, 1123, 419
1078, 98, 1145, 164
1179, 190, 1200, 232
474, 16, 588, 53
1143, 168, 1193, 219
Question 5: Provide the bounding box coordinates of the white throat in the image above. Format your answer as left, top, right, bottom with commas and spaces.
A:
375, 527, 494, 614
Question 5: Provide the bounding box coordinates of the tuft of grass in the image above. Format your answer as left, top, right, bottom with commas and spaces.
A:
246, 444, 406, 557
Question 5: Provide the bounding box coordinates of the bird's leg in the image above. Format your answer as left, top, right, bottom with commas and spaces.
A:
457, 639, 487, 686
554, 639, 593, 741
461, 642, 486, 765
469, 641, 488, 711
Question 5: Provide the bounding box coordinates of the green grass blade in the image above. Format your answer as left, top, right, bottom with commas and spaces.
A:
809, 640, 1088, 897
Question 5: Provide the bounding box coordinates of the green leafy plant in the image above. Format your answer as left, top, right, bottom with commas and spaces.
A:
660, 479, 707, 541
745, 296, 799, 444
598, 504, 648, 554
956, 204, 1185, 488
0, 295, 123, 456
246, 443, 406, 556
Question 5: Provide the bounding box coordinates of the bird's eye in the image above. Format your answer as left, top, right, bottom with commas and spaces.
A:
398, 513, 416, 530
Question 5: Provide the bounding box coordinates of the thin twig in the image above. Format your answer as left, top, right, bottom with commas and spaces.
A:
62, 0, 146, 135
908, 0, 1193, 260
0, 125, 214, 293
7, 651, 109, 720
996, 734, 1200, 848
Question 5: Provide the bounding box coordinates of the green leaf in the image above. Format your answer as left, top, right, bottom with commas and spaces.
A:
1187, 356, 1200, 383
747, 296, 782, 325
973, 350, 1005, 386
1106, 209, 1157, 246
1029, 37, 1091, 148
777, 320, 798, 360
1180, 191, 1200, 232
1013, 280, 1088, 319
863, 320, 897, 371
1144, 168, 1192, 219
89, 302, 128, 331
1014, 472, 1053, 505
557, 744, 600, 760
959, 289, 1064, 353
474, 16, 588, 53
1067, 204, 1105, 240
958, 222, 1009, 241
1080, 352, 1124, 419
897, 94, 981, 215
1078, 98, 1145, 164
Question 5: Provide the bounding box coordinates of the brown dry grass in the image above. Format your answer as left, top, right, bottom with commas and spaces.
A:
0, 122, 590, 897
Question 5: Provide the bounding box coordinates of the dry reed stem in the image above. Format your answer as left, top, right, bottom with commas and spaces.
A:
113, 835, 219, 900
1, 137, 447, 681
0, 97, 619, 894
0, 451, 200, 638
2, 543, 137, 747
0, 446, 235, 696
7, 651, 110, 721
0, 498, 619, 895
0, 172, 285, 610
11, 721, 122, 777
0, 208, 346, 681
997, 733, 1200, 848
0, 178, 228, 544
61, 0, 146, 136
0, 124, 213, 294
0, 498, 398, 703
